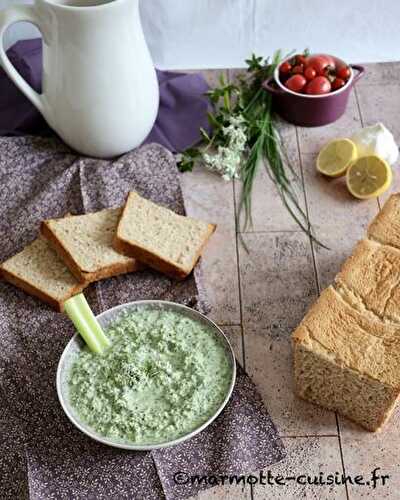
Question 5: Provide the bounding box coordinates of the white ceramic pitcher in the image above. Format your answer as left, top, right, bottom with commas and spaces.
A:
0, 0, 159, 158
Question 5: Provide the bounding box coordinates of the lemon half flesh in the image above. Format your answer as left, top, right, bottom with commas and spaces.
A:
346, 155, 392, 199
317, 138, 357, 177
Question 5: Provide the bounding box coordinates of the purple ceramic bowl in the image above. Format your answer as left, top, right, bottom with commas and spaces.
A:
263, 58, 365, 127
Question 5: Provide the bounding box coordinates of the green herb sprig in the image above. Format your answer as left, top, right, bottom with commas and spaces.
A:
178, 51, 325, 248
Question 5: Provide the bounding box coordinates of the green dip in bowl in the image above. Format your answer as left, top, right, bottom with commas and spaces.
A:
57, 300, 236, 450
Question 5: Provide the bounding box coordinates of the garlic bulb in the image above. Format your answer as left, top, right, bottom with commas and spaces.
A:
351, 123, 399, 166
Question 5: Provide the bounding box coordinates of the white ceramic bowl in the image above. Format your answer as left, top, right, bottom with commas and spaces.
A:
57, 300, 236, 450
273, 59, 355, 98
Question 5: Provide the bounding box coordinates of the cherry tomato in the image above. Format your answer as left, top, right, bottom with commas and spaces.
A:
331, 77, 346, 91
292, 64, 304, 74
304, 66, 317, 81
285, 74, 307, 93
296, 54, 307, 66
317, 54, 336, 67
337, 65, 351, 80
280, 61, 292, 74
305, 76, 331, 95
306, 54, 335, 76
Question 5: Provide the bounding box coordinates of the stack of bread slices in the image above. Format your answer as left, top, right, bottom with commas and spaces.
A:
0, 192, 215, 311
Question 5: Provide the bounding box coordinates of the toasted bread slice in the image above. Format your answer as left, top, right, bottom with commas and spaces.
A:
113, 192, 216, 279
41, 208, 140, 283
0, 238, 86, 311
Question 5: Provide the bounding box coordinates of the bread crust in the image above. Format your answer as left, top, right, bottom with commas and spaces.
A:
0, 266, 86, 312
113, 192, 216, 280
113, 237, 187, 279
368, 194, 400, 249
41, 220, 141, 283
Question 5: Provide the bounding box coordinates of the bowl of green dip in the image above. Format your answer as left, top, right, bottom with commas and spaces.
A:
57, 300, 236, 450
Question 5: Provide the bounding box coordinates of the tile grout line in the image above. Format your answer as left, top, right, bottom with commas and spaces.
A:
228, 67, 253, 500
232, 173, 246, 374
294, 125, 320, 302
237, 229, 303, 235
334, 413, 350, 500
205, 69, 247, 369
217, 323, 242, 327
282, 434, 341, 439
227, 67, 247, 374
295, 125, 350, 500
203, 67, 252, 500
353, 87, 364, 129
216, 69, 248, 376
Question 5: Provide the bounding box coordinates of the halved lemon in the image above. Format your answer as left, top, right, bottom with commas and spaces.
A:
346, 155, 392, 199
316, 138, 357, 177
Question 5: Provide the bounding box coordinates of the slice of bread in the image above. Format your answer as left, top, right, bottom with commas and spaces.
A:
41, 208, 140, 283
0, 238, 86, 311
113, 192, 216, 279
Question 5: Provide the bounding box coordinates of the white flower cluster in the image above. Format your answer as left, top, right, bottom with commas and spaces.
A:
203, 115, 247, 180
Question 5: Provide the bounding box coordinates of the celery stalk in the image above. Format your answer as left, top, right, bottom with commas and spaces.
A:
64, 294, 110, 354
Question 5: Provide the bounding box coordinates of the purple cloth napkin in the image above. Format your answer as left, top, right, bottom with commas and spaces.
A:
0, 38, 210, 152
0, 138, 285, 500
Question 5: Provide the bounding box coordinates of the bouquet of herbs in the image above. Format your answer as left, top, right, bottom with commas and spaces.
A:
178, 52, 323, 246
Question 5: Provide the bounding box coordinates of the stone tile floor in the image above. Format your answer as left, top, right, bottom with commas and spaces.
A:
181, 63, 400, 500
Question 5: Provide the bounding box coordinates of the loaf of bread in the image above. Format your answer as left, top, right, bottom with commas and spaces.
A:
41, 208, 140, 283
0, 238, 86, 311
114, 191, 216, 279
368, 193, 400, 249
293, 193, 400, 431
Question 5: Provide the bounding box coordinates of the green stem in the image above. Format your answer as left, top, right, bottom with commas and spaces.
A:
64, 294, 110, 354
243, 87, 263, 114
224, 90, 231, 112
180, 50, 327, 250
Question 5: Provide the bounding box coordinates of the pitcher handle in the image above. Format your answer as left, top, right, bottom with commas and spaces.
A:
0, 5, 46, 115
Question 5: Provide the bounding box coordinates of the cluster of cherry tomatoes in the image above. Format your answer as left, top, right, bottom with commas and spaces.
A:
279, 53, 351, 95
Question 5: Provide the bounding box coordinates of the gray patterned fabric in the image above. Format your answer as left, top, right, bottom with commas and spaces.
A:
0, 137, 285, 500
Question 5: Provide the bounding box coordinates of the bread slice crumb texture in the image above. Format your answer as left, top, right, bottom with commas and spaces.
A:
43, 208, 137, 275
1, 238, 85, 307
115, 192, 216, 278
